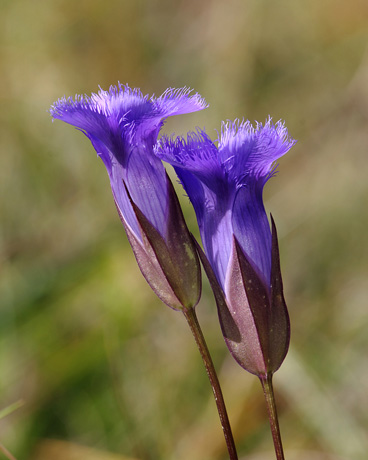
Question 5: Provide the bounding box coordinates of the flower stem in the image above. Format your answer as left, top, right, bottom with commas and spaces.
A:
183, 307, 238, 460
259, 374, 285, 460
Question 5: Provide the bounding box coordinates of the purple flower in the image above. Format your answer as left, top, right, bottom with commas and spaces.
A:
157, 118, 296, 376
50, 84, 207, 311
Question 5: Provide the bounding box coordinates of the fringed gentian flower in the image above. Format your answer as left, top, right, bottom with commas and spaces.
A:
50, 84, 208, 311
157, 118, 296, 377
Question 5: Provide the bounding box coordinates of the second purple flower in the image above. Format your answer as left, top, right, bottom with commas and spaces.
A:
157, 119, 296, 377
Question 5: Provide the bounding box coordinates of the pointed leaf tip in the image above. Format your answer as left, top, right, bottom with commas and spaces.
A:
164, 173, 202, 308
269, 214, 290, 372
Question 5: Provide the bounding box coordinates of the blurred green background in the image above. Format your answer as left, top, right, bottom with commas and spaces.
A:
1, 1, 368, 459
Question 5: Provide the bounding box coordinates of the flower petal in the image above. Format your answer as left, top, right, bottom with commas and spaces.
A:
126, 144, 168, 238
232, 184, 272, 285
218, 118, 296, 186
88, 135, 140, 237
153, 87, 208, 118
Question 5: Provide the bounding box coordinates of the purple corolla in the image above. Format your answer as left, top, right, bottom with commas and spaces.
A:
50, 84, 207, 311
157, 118, 296, 376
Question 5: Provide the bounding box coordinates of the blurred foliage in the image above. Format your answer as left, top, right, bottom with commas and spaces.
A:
1, 0, 368, 459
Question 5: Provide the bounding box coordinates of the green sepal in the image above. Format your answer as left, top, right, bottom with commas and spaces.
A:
193, 238, 243, 347
268, 214, 290, 372
116, 174, 201, 311
225, 236, 270, 375
226, 215, 290, 376
195, 216, 289, 377
163, 173, 201, 309
116, 200, 182, 310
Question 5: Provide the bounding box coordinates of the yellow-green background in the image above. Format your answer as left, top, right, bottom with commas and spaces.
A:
1, 1, 368, 459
